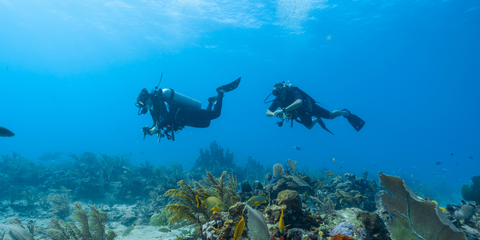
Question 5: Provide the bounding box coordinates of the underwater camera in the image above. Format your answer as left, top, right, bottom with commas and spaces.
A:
276, 119, 284, 127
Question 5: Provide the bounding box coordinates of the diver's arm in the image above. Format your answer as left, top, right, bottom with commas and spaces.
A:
266, 109, 276, 117
285, 99, 302, 112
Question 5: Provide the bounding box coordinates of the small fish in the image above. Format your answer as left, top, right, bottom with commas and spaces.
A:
436, 162, 442, 165
125, 195, 132, 199
442, 168, 448, 171
450, 153, 454, 156
195, 195, 200, 208
411, 174, 413, 177
201, 196, 226, 214
293, 146, 301, 151
432, 200, 438, 204
458, 179, 463, 182
158, 227, 171, 233
233, 216, 245, 240
246, 195, 268, 207
123, 222, 137, 236
279, 209, 290, 233
0, 126, 15, 137
269, 178, 276, 183
439, 207, 447, 212
412, 166, 416, 168
468, 156, 474, 159
332, 158, 335, 161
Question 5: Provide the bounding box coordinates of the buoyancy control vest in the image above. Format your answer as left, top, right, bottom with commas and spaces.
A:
281, 83, 316, 114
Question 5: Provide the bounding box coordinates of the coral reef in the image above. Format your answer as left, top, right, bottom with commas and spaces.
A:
49, 186, 71, 220
243, 156, 266, 183
46, 202, 116, 240
461, 175, 480, 203
356, 211, 389, 240
164, 170, 240, 226
376, 172, 466, 240
189, 141, 241, 181
2, 143, 479, 240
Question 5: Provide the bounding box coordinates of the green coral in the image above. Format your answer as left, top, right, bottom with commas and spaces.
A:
164, 170, 240, 226
203, 171, 240, 208
47, 202, 116, 240
164, 179, 211, 225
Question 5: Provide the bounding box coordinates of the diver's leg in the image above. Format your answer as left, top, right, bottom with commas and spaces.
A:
206, 96, 217, 111
328, 110, 350, 119
200, 92, 224, 121
211, 92, 224, 118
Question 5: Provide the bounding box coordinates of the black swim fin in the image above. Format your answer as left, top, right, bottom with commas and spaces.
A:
346, 113, 365, 132
217, 77, 241, 93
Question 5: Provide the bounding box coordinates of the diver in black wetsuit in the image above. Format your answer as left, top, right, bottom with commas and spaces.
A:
135, 77, 241, 141
265, 82, 365, 134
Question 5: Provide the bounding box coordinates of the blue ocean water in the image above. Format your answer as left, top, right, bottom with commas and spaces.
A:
1, 0, 479, 204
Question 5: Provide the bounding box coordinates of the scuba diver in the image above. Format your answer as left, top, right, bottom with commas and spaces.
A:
265, 82, 365, 134
135, 76, 241, 142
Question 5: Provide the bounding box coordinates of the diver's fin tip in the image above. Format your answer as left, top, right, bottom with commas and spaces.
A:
346, 114, 365, 132
217, 77, 241, 93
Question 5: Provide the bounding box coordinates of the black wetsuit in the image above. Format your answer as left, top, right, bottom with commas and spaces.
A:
268, 86, 330, 128
149, 92, 224, 132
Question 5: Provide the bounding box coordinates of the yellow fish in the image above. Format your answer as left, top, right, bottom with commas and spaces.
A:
411, 174, 413, 177
333, 158, 335, 161
201, 196, 226, 214
279, 209, 290, 233
439, 207, 447, 212
195, 195, 200, 208
247, 195, 268, 207
432, 200, 438, 205
233, 216, 245, 240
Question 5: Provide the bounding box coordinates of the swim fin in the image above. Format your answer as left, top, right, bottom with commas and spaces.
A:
345, 112, 365, 132
217, 77, 241, 93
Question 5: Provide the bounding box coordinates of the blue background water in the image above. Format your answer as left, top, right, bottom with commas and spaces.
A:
1, 0, 479, 202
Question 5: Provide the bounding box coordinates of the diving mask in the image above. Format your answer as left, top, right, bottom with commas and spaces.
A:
136, 88, 150, 115
272, 82, 285, 96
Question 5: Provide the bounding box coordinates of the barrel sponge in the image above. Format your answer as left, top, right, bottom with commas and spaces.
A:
461, 175, 480, 202
377, 173, 466, 240
273, 164, 284, 179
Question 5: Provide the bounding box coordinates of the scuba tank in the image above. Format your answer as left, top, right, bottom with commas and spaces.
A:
162, 88, 202, 110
